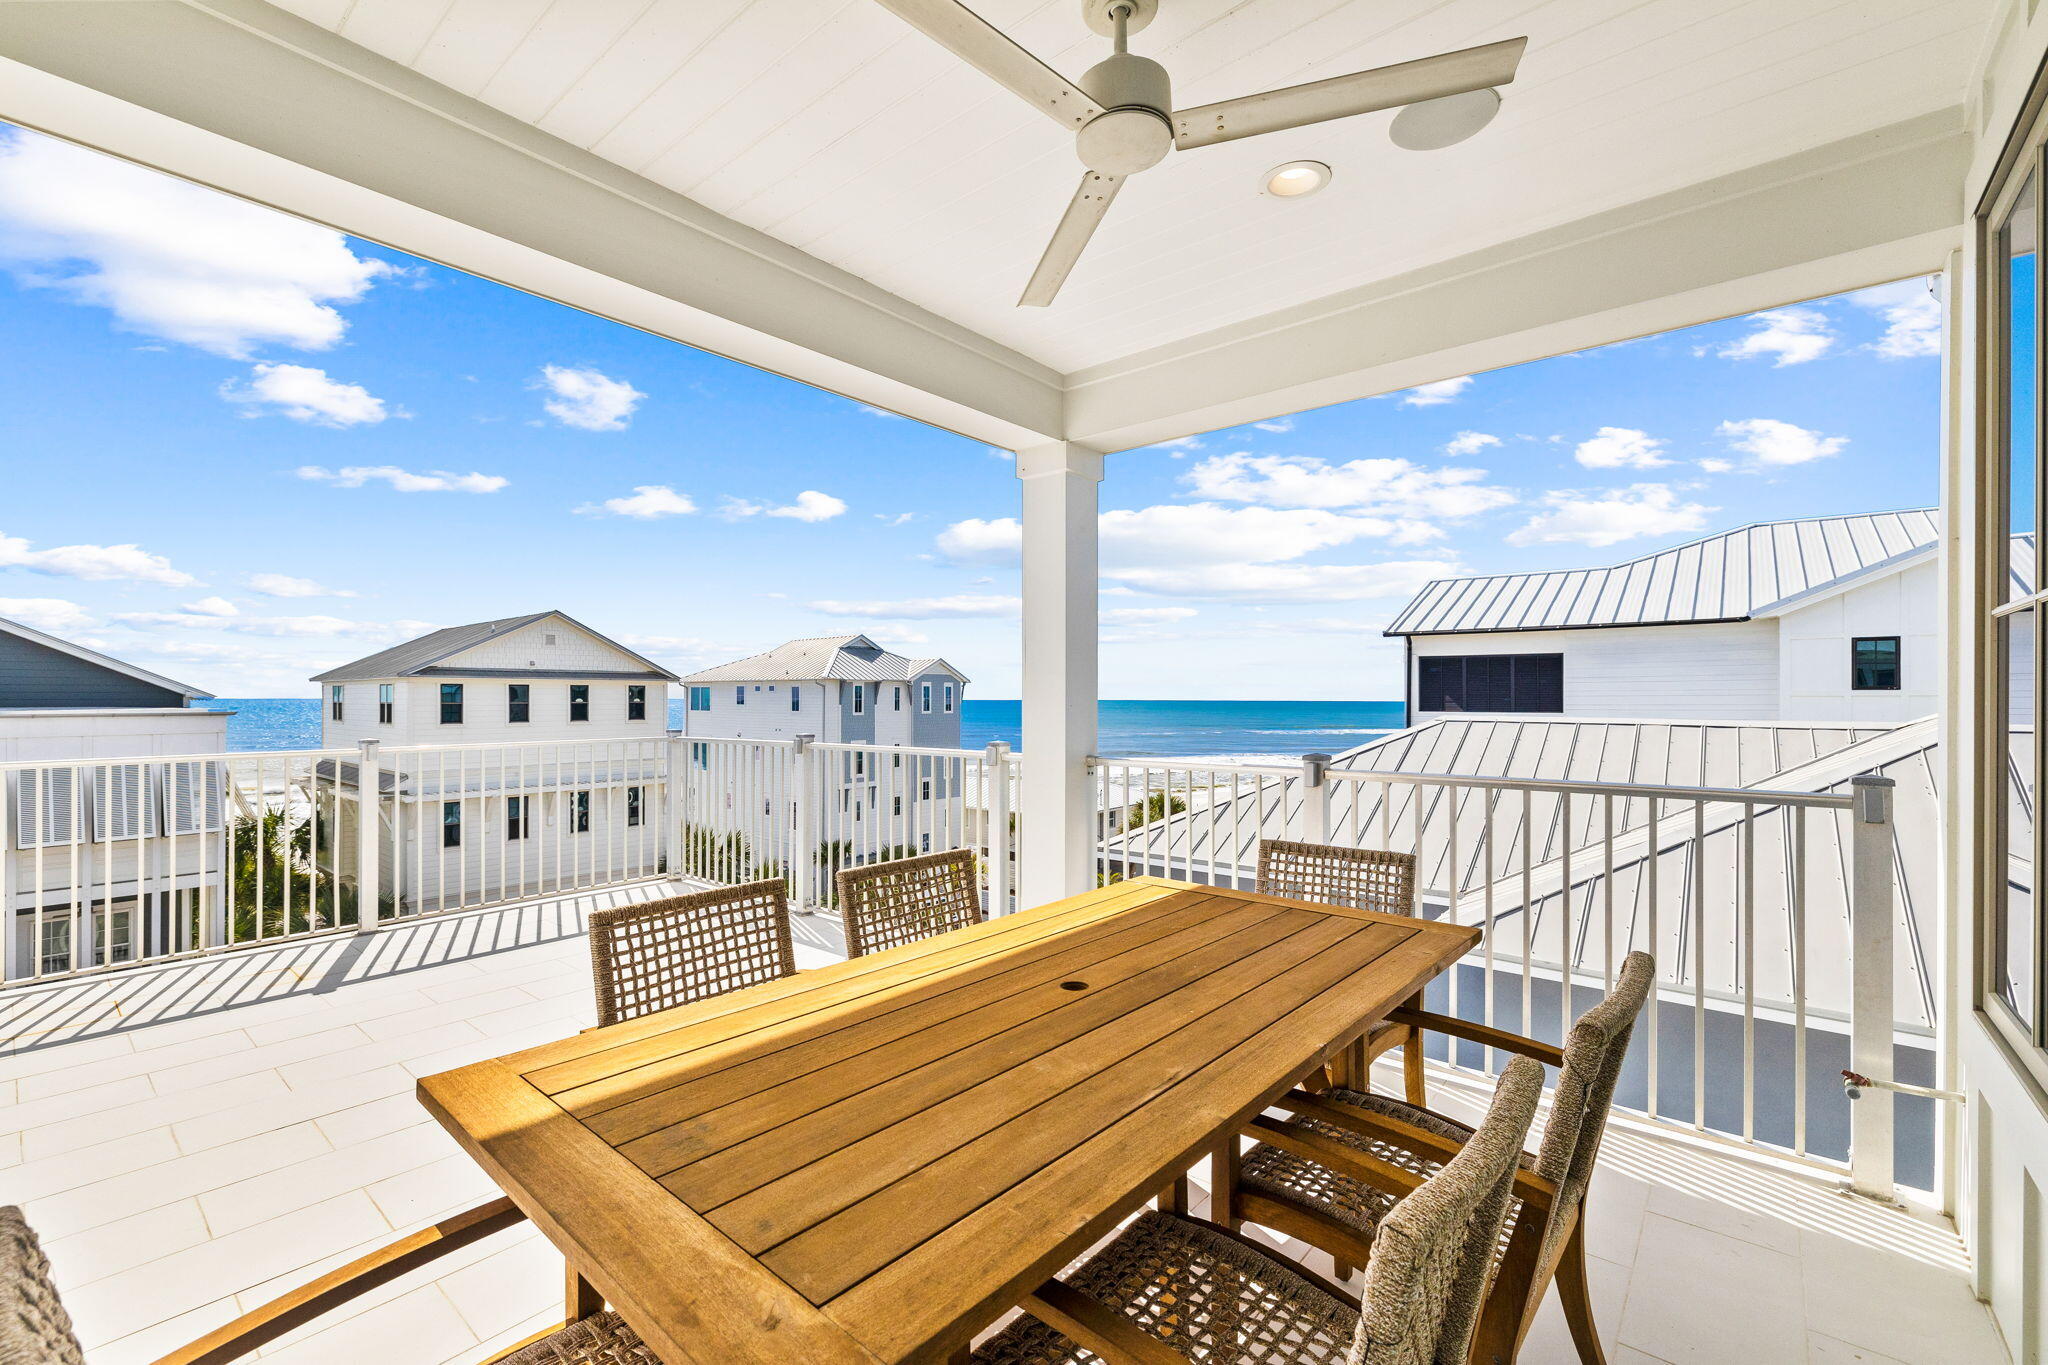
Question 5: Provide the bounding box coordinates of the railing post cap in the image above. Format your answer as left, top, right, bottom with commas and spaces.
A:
1849, 774, 1897, 788
985, 740, 1011, 759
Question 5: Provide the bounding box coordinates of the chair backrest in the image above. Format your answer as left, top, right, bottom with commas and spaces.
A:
1527, 951, 1656, 1274
587, 879, 795, 1027
1347, 1056, 1544, 1365
1, 1207, 86, 1365
835, 849, 983, 958
1256, 839, 1416, 917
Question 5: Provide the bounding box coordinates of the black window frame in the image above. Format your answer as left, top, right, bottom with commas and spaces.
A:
568, 684, 590, 723
378, 683, 393, 725
1416, 653, 1565, 715
1850, 636, 1902, 691
791, 687, 801, 713
627, 684, 647, 721
507, 683, 531, 723
441, 801, 461, 848
571, 790, 590, 834
440, 683, 464, 725
329, 685, 344, 722
627, 785, 643, 828
505, 795, 528, 841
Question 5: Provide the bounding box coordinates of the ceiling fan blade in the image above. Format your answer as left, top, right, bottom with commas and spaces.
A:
1172, 36, 1527, 150
871, 0, 1103, 129
1019, 172, 1123, 307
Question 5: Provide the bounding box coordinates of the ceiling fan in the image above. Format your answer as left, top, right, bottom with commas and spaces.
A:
872, 0, 1527, 306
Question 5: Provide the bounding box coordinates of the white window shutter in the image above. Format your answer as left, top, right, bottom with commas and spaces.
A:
168, 760, 225, 835
93, 764, 160, 842
14, 768, 80, 848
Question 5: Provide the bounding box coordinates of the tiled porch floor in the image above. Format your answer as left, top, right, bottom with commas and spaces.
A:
0, 888, 2009, 1365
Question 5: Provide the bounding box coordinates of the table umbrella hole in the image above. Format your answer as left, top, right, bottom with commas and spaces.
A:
1060, 980, 1090, 991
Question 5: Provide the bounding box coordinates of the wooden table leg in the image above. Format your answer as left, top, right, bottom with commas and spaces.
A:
1402, 991, 1428, 1107
1156, 1173, 1189, 1215
1212, 1135, 1240, 1232
566, 1262, 603, 1323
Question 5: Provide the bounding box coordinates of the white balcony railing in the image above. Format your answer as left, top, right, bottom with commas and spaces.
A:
1090, 754, 1916, 1202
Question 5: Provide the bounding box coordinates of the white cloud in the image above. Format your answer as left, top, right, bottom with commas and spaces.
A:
536, 364, 643, 431
1103, 606, 1198, 624
941, 504, 1417, 570
1713, 307, 1833, 366
221, 363, 387, 426
1850, 277, 1941, 359
1716, 417, 1846, 466
856, 403, 904, 419
1507, 484, 1714, 548
246, 572, 354, 598
810, 594, 1019, 618
863, 624, 931, 647
1573, 426, 1668, 469
297, 465, 507, 493
0, 597, 94, 632
1148, 436, 1204, 452
1698, 458, 1734, 474
1442, 431, 1500, 457
111, 610, 422, 638
719, 490, 847, 523
584, 485, 696, 519
1108, 561, 1458, 603
1182, 453, 1514, 519
875, 512, 916, 527
1400, 376, 1472, 406
0, 128, 392, 357
0, 532, 195, 586
1254, 418, 1294, 433
183, 596, 238, 617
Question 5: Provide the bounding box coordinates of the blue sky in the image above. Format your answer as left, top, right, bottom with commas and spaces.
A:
0, 123, 1941, 700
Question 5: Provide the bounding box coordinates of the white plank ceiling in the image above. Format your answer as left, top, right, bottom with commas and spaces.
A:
268, 0, 2000, 373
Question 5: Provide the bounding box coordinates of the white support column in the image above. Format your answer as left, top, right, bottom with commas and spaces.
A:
1017, 443, 1103, 909
791, 734, 816, 913
355, 739, 380, 933
1848, 773, 1897, 1203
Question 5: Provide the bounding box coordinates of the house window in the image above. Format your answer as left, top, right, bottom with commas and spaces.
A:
854, 751, 865, 776
329, 684, 344, 721
440, 683, 464, 724
569, 684, 590, 722
893, 795, 902, 815
1416, 654, 1563, 714
893, 686, 902, 711
791, 687, 801, 712
852, 684, 865, 715
627, 684, 646, 720
571, 791, 590, 833
378, 683, 393, 725
1987, 155, 2043, 1050
1851, 637, 1901, 691
505, 796, 528, 840
507, 684, 530, 723
39, 918, 71, 976
627, 786, 643, 828
944, 683, 955, 713
692, 743, 709, 770
689, 686, 711, 711
442, 801, 461, 848
735, 686, 746, 706
921, 683, 932, 713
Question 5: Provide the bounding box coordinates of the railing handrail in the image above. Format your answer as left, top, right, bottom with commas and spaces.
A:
0, 747, 357, 773
1089, 754, 1856, 810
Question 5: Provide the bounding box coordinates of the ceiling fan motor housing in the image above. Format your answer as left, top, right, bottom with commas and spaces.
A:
1076, 53, 1172, 175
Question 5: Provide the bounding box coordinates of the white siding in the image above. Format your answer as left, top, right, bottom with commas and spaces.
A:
1410, 620, 1780, 723
0, 708, 227, 762
436, 620, 645, 673
324, 678, 667, 748
685, 682, 833, 741
1777, 558, 1941, 722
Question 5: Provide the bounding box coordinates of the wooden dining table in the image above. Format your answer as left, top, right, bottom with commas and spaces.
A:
418, 875, 1480, 1365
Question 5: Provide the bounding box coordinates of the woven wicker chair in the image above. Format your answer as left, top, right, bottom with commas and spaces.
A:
1256, 839, 1427, 1112
971, 1056, 1544, 1365
835, 848, 983, 958
3, 1200, 664, 1365
588, 878, 795, 1027
1222, 951, 1657, 1365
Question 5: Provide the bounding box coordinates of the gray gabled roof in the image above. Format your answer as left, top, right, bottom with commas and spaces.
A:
0, 615, 212, 700
681, 634, 968, 685
1386, 508, 1941, 636
311, 611, 679, 683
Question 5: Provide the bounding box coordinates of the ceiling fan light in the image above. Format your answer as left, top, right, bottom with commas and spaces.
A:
1389, 87, 1502, 151
1264, 160, 1331, 197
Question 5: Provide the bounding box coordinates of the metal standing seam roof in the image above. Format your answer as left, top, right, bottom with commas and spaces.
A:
681, 634, 968, 685
311, 612, 680, 683
1386, 509, 1942, 636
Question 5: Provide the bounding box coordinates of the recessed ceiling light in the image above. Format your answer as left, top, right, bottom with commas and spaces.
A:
1389, 88, 1503, 151
1264, 160, 1331, 198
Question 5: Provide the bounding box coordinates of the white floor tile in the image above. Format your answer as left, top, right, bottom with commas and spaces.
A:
1616, 1213, 1807, 1364
1799, 1227, 2007, 1365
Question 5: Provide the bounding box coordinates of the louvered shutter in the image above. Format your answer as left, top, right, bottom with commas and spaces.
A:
167, 760, 225, 835
93, 763, 160, 842
13, 768, 81, 848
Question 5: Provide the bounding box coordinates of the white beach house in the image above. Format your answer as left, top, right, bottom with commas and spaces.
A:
1386, 509, 1958, 725
312, 613, 678, 915
1, 615, 223, 980
679, 633, 968, 747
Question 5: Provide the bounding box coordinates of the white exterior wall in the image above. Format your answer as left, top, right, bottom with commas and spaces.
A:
1409, 620, 1781, 723
1776, 559, 1941, 722
684, 682, 835, 742
323, 678, 667, 748
0, 708, 227, 762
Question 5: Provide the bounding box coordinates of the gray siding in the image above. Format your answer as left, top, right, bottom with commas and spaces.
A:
840, 682, 876, 744
911, 672, 961, 747
0, 634, 186, 709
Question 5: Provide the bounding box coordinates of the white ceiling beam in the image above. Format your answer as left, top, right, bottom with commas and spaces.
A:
0, 0, 1064, 448
1063, 111, 1972, 453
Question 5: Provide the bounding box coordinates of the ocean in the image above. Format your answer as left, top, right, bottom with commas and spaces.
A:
198, 697, 1406, 764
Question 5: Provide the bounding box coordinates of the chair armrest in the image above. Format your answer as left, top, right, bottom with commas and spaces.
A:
1024, 1281, 1190, 1365
1280, 1089, 1469, 1167
153, 1198, 527, 1365
1244, 1114, 1425, 1201
1387, 1007, 1566, 1068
